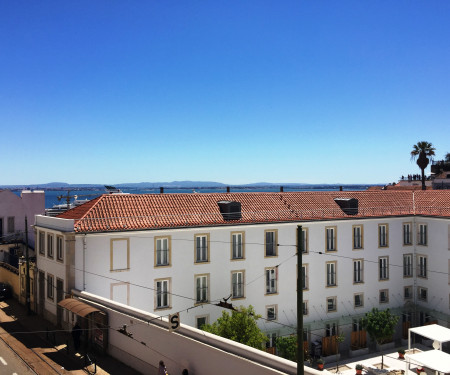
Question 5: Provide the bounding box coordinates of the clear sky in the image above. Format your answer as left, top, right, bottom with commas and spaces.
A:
1, 1, 449, 185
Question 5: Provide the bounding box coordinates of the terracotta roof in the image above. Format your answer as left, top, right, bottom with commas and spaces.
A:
56, 191, 450, 233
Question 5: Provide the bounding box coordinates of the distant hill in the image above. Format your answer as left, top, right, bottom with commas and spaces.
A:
0, 181, 378, 190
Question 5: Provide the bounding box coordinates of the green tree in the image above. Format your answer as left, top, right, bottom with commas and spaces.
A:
362, 308, 399, 368
202, 305, 268, 349
445, 152, 450, 163
276, 335, 298, 362
410, 141, 436, 190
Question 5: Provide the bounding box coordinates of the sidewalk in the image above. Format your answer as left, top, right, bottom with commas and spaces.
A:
0, 298, 141, 375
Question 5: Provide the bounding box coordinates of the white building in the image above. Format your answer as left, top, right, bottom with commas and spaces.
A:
33, 190, 450, 355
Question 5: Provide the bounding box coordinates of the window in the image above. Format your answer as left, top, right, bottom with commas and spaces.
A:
155, 236, 170, 266
403, 254, 413, 277
379, 289, 389, 303
195, 274, 209, 303
265, 268, 277, 294
195, 234, 209, 263
353, 225, 363, 249
56, 236, 63, 261
418, 224, 427, 245
325, 226, 336, 251
327, 297, 337, 312
403, 223, 412, 245
326, 261, 337, 287
7, 217, 14, 233
196, 315, 209, 329
404, 286, 412, 300
379, 257, 389, 280
325, 323, 337, 336
354, 293, 363, 308
418, 255, 427, 278
231, 232, 244, 259
265, 230, 277, 257
110, 238, 130, 271
231, 271, 244, 299
266, 305, 277, 321
353, 259, 364, 284
378, 224, 388, 247
47, 274, 54, 300
266, 333, 277, 349
47, 234, 54, 258
418, 287, 427, 302
155, 279, 170, 309
300, 227, 308, 253
303, 301, 309, 315
39, 231, 45, 255
302, 264, 308, 290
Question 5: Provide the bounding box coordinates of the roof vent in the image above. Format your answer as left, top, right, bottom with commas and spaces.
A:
334, 198, 358, 215
217, 201, 242, 221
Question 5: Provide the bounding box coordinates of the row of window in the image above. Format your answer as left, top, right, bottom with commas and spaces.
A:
155, 269, 276, 309
151, 223, 428, 269
301, 254, 428, 289
38, 231, 64, 261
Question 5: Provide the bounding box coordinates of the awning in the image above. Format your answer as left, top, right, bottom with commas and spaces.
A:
406, 350, 450, 373
58, 298, 101, 317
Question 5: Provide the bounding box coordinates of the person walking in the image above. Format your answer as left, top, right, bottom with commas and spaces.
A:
71, 322, 82, 352
159, 360, 168, 375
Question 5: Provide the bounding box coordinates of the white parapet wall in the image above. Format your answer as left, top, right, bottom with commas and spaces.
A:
73, 290, 325, 375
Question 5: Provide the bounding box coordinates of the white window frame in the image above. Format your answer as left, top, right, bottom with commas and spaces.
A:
302, 264, 308, 290
195, 274, 209, 304
379, 256, 389, 280
266, 305, 277, 321
155, 236, 170, 267
231, 232, 244, 260
265, 268, 277, 294
301, 228, 309, 253
195, 234, 209, 263
47, 273, 54, 300
403, 254, 413, 277
378, 224, 388, 247
403, 222, 412, 245
327, 297, 337, 312
56, 236, 63, 262
418, 224, 428, 246
326, 261, 337, 287
353, 225, 363, 249
47, 233, 54, 259
353, 259, 364, 284
325, 226, 337, 252
39, 231, 45, 255
418, 255, 427, 278
418, 287, 427, 302
379, 289, 389, 303
231, 271, 245, 299
265, 230, 277, 257
354, 293, 363, 308
155, 278, 171, 309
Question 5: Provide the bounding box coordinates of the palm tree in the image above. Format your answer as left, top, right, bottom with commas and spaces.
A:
410, 141, 436, 190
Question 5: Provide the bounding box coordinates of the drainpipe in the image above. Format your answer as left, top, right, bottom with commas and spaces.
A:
83, 235, 87, 291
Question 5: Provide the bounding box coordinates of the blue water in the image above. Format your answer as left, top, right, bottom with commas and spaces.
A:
14, 186, 370, 209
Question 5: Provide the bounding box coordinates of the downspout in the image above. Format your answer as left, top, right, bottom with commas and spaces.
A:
83, 234, 87, 291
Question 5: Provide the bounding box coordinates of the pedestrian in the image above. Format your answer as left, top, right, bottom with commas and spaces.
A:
71, 322, 82, 352
159, 360, 168, 375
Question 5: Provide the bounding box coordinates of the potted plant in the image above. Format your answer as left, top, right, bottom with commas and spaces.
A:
398, 348, 405, 359
356, 364, 364, 375
317, 358, 325, 371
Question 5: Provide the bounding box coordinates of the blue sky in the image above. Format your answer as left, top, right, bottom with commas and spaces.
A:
1, 1, 449, 185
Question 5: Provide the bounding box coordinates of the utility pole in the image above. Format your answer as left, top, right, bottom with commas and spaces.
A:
25, 217, 31, 315
297, 225, 304, 375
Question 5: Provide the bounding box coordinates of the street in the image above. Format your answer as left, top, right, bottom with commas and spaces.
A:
0, 337, 36, 374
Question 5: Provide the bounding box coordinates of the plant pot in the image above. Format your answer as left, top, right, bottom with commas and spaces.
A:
318, 364, 324, 371
398, 353, 405, 359
356, 370, 362, 375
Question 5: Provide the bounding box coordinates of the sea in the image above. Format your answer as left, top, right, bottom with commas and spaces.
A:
12, 185, 371, 209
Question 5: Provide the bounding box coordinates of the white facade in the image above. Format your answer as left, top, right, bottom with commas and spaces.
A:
34, 210, 450, 354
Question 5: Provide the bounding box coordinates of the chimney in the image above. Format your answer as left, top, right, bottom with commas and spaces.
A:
160, 187, 164, 194
226, 186, 230, 193
280, 186, 284, 192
